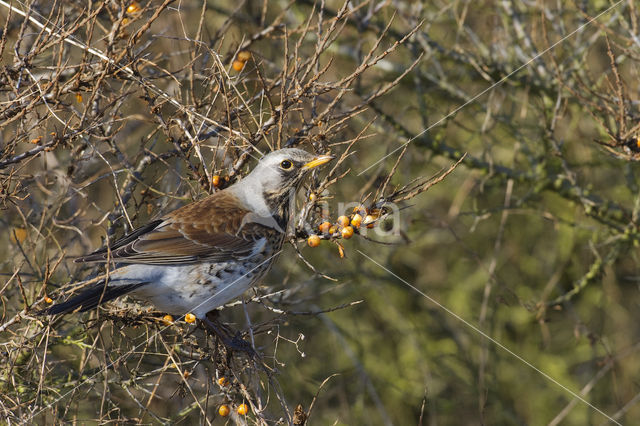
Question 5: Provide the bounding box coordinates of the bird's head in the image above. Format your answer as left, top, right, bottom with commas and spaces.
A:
231, 148, 334, 217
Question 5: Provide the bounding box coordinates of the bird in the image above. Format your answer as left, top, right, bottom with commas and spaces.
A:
42, 148, 333, 320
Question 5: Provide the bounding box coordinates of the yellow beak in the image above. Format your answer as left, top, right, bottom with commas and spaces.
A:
302, 154, 334, 170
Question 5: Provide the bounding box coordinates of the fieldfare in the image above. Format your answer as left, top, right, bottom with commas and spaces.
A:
44, 148, 333, 319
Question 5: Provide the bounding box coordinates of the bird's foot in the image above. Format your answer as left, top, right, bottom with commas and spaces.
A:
202, 316, 257, 358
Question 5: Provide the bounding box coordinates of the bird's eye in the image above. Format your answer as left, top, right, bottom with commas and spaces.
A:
280, 160, 293, 170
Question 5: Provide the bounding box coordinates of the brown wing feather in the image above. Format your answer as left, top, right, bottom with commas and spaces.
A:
76, 191, 262, 265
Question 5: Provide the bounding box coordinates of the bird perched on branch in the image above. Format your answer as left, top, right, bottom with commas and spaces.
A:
42, 148, 333, 320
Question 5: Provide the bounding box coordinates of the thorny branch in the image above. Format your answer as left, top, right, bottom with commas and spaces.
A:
0, 1, 428, 424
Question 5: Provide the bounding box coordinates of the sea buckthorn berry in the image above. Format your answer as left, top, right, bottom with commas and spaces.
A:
328, 225, 337, 234
353, 205, 367, 215
212, 175, 221, 188
237, 403, 248, 415
218, 405, 230, 417
44, 296, 53, 304
232, 60, 245, 72
162, 314, 174, 325
218, 377, 229, 387
127, 2, 140, 14
10, 228, 27, 244
318, 221, 331, 234
75, 93, 83, 103
363, 214, 376, 225
351, 214, 363, 228
237, 50, 251, 62
337, 216, 350, 227
309, 192, 317, 202
307, 234, 321, 247
185, 313, 196, 323
341, 226, 354, 239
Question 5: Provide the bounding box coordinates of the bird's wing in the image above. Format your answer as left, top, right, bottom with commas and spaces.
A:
75, 191, 269, 265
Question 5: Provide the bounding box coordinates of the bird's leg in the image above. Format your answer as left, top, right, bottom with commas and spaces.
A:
206, 309, 220, 322
202, 311, 256, 357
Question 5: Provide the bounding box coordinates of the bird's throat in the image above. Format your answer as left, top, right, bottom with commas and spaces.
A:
262, 188, 292, 231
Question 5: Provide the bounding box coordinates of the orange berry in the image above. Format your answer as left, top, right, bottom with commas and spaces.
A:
127, 2, 140, 14
212, 175, 221, 188
44, 296, 53, 304
10, 228, 27, 244
217, 377, 229, 387
318, 221, 331, 234
341, 226, 354, 239
218, 405, 230, 417
232, 60, 245, 72
309, 192, 317, 202
353, 205, 367, 215
337, 216, 350, 227
328, 225, 337, 234
307, 234, 321, 247
30, 136, 42, 144
185, 313, 196, 323
75, 93, 83, 103
161, 314, 174, 325
351, 214, 363, 228
363, 214, 376, 226
236, 50, 251, 62
237, 403, 248, 415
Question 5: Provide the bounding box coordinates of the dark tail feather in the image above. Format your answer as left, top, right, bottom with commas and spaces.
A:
41, 281, 147, 315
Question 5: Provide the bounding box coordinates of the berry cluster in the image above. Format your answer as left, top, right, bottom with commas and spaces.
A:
156, 313, 196, 325
216, 377, 249, 417
306, 205, 381, 249
232, 51, 252, 72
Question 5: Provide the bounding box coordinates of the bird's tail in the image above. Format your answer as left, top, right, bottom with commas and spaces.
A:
40, 281, 147, 315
